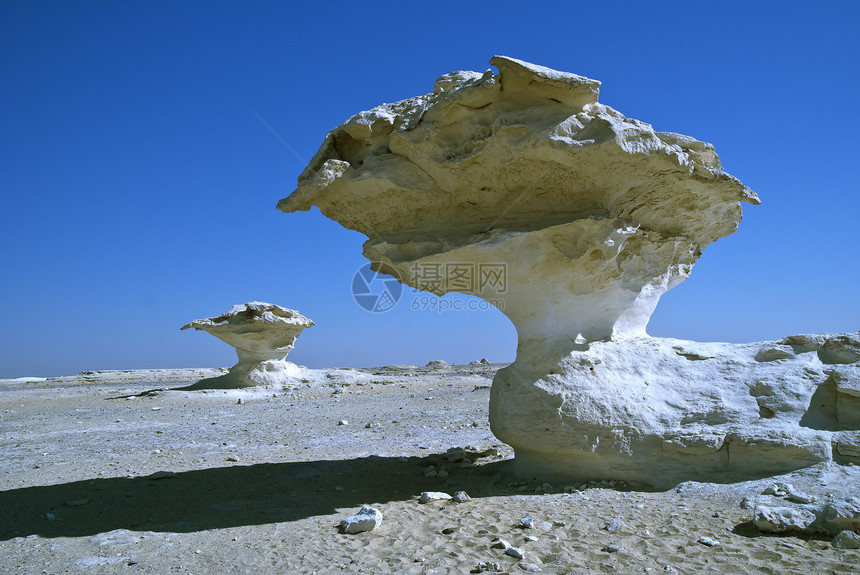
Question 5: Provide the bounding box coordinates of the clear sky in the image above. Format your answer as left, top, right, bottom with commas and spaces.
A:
1, 1, 858, 378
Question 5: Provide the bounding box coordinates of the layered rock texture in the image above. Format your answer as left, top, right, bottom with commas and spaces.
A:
279, 56, 859, 486
181, 302, 313, 388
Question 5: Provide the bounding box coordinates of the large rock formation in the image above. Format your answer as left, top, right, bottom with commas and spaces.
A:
278, 56, 859, 486
181, 302, 313, 388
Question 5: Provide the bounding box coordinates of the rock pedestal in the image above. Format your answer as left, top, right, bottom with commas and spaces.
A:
181, 302, 313, 388
278, 56, 859, 485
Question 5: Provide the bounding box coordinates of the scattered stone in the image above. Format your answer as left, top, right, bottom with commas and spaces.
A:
365, 422, 373, 428
147, 471, 176, 480
236, 398, 243, 404
604, 518, 622, 532
523, 535, 538, 542
337, 420, 348, 426
453, 491, 472, 503
473, 562, 504, 573
226, 457, 238, 462
491, 539, 511, 550
698, 536, 720, 547
602, 543, 623, 553
553, 521, 567, 527
519, 562, 542, 572
505, 546, 525, 559
339, 505, 383, 534
441, 527, 459, 535
786, 491, 815, 504
419, 491, 452, 504
832, 530, 860, 549
519, 517, 535, 529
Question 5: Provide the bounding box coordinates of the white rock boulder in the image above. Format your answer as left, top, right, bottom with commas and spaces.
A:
339, 505, 383, 534
278, 56, 859, 485
181, 302, 313, 388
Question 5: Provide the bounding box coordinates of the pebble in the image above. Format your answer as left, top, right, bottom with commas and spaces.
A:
786, 491, 814, 504
602, 544, 623, 553
147, 471, 176, 480
491, 538, 511, 549
337, 420, 348, 425
505, 546, 525, 559
604, 518, 622, 532
832, 530, 860, 549
474, 562, 504, 573
441, 527, 459, 535
339, 505, 383, 534
698, 536, 720, 547
552, 520, 566, 527
453, 491, 472, 503
419, 491, 452, 504
519, 563, 542, 572
538, 521, 553, 531
519, 517, 535, 529
523, 535, 538, 542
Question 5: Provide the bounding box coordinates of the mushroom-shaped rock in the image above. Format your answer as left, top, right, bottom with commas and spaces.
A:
278, 56, 859, 486
181, 302, 313, 388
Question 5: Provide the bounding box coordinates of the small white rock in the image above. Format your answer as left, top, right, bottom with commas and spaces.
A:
520, 517, 535, 529
698, 536, 720, 547
453, 491, 471, 503
337, 420, 348, 426
505, 546, 525, 559
832, 530, 860, 549
419, 491, 452, 504
786, 491, 814, 504
491, 538, 511, 549
339, 505, 383, 534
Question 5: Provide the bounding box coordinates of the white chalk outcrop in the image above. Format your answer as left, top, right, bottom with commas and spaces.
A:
181, 302, 314, 388
278, 56, 859, 485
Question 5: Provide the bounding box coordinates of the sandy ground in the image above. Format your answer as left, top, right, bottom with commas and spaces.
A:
1, 364, 858, 575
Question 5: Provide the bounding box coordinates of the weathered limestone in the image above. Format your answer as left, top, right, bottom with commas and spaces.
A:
278, 56, 859, 486
181, 302, 313, 388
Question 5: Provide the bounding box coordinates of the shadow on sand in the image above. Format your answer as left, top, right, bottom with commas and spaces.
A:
1, 455, 526, 540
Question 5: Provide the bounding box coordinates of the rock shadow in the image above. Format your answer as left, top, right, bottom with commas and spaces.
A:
0, 454, 528, 540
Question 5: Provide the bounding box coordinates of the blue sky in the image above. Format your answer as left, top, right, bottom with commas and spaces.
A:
1, 1, 858, 378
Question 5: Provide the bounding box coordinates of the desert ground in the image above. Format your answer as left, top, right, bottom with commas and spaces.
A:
1, 363, 858, 574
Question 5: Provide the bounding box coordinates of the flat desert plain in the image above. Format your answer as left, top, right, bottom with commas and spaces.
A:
1, 364, 858, 574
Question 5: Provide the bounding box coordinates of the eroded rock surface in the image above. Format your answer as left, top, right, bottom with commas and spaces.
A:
278, 56, 858, 485
181, 302, 313, 388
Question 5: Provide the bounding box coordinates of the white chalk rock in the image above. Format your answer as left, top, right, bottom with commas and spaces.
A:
182, 302, 313, 388
754, 499, 860, 535
419, 491, 452, 504
339, 505, 383, 534
279, 56, 859, 485
832, 530, 860, 549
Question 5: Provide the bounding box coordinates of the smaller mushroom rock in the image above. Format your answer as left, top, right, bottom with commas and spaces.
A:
181, 302, 314, 388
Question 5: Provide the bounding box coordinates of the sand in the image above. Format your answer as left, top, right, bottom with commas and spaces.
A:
1, 364, 858, 574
